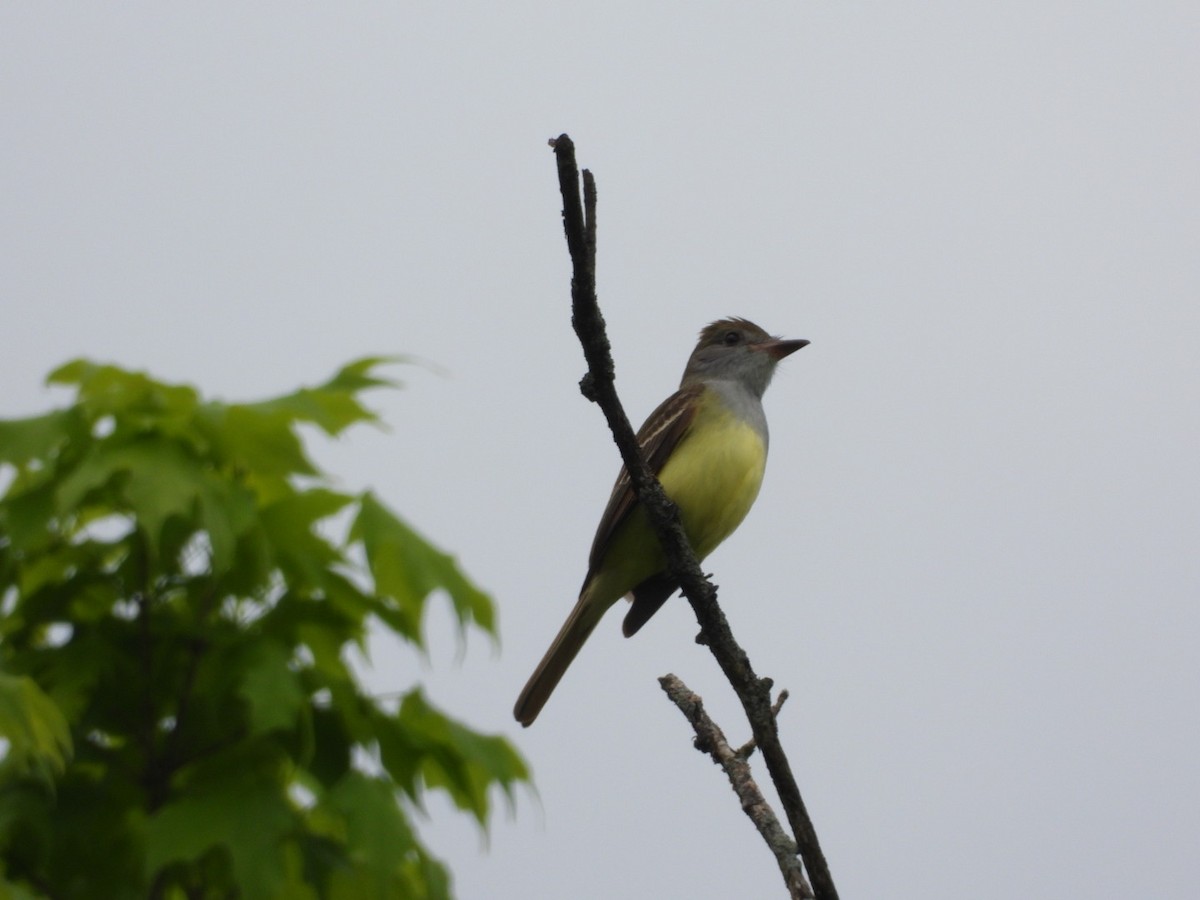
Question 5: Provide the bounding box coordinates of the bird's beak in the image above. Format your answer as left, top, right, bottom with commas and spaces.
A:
756, 337, 810, 360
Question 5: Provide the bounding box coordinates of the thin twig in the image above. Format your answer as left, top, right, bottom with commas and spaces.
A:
549, 133, 839, 900
736, 689, 790, 760
660, 675, 813, 899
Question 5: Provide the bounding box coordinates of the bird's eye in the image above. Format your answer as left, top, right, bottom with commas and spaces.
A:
723, 331, 741, 346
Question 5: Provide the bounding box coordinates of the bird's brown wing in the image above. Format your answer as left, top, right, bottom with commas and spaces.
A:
583, 383, 703, 587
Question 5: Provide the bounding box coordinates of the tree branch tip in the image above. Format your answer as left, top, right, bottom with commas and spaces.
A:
733, 689, 793, 759
550, 139, 836, 900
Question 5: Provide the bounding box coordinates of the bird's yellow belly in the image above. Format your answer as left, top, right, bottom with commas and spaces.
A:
587, 405, 767, 606
657, 413, 767, 560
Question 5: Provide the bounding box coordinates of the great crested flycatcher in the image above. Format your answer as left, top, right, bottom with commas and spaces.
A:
514, 317, 808, 726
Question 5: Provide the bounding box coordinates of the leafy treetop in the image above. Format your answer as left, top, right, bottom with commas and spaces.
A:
0, 358, 527, 900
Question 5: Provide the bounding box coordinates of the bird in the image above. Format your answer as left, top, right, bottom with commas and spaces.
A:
514, 317, 808, 726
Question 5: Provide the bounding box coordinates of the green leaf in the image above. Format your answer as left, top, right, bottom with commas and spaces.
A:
5, 540, 123, 627
0, 481, 58, 554
321, 772, 415, 885
322, 357, 404, 393
373, 709, 422, 803
144, 751, 296, 900
402, 848, 452, 900
47, 361, 200, 429
0, 408, 85, 470
353, 493, 496, 643
391, 690, 528, 826
54, 436, 255, 573
307, 707, 352, 789
244, 358, 401, 438
260, 489, 354, 588
276, 841, 321, 900
238, 640, 306, 736
0, 675, 73, 783
29, 629, 110, 723
262, 594, 361, 684
44, 358, 103, 387
198, 403, 318, 481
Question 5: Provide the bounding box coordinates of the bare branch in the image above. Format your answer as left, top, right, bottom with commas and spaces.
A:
661, 675, 813, 900
549, 134, 839, 900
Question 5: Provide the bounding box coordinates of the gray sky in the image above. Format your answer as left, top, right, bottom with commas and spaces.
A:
3, 4, 1198, 898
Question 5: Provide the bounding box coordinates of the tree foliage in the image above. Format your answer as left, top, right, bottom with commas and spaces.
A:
0, 359, 527, 899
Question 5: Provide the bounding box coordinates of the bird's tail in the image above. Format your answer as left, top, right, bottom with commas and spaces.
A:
513, 589, 607, 727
